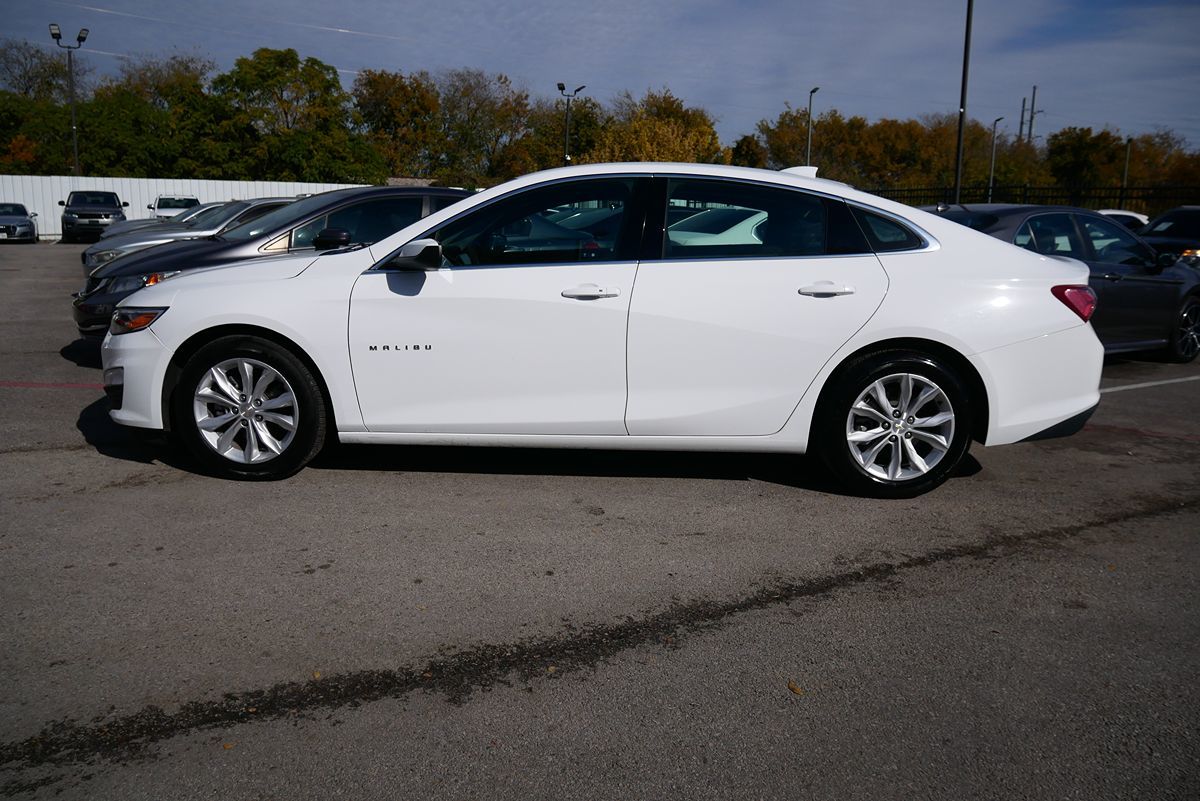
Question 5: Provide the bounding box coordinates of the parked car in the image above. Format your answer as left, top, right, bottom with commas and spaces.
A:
1098, 209, 1149, 230
666, 207, 768, 247
59, 191, 128, 242
74, 186, 469, 338
147, 194, 200, 220
100, 164, 1104, 497
923, 204, 1199, 362
1139, 206, 1200, 266
82, 197, 295, 271
0, 202, 38, 243
101, 201, 228, 239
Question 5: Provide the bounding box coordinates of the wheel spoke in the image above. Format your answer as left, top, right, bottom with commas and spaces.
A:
910, 429, 949, 451
886, 439, 902, 480
238, 360, 255, 397
913, 411, 954, 429
197, 411, 237, 432
859, 435, 891, 466
903, 438, 930, 474
911, 385, 939, 413
898, 373, 913, 416
252, 366, 280, 399
216, 421, 241, 454
852, 402, 892, 426
259, 392, 294, 411
195, 386, 231, 406
243, 420, 260, 463
207, 367, 241, 405
253, 420, 283, 455
258, 411, 295, 431
870, 380, 892, 414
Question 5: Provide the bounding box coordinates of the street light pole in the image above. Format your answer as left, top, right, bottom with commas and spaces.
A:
952, 0, 974, 204
1120, 137, 1133, 208
805, 86, 820, 166
557, 83, 586, 166
49, 23, 88, 177
987, 117, 1004, 203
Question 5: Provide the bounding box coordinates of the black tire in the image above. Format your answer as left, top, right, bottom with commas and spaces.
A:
815, 350, 973, 499
1166, 296, 1200, 364
171, 335, 327, 480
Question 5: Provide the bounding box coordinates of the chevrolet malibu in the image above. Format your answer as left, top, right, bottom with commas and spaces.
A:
101, 164, 1104, 497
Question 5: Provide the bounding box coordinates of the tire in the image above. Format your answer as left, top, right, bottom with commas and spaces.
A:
172, 335, 327, 480
816, 350, 973, 499
1166, 296, 1200, 363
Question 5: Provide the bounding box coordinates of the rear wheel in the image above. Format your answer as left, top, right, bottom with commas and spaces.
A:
1166, 296, 1200, 363
172, 336, 327, 479
817, 351, 973, 498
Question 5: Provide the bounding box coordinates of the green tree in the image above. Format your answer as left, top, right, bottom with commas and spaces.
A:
352, 69, 444, 179
0, 37, 92, 102
433, 69, 529, 187
583, 89, 724, 164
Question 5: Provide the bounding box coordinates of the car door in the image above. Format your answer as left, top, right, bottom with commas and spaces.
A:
625, 177, 890, 436
1075, 213, 1182, 345
348, 177, 648, 434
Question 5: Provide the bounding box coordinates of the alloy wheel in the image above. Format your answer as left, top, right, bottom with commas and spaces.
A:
192, 357, 298, 464
845, 372, 956, 482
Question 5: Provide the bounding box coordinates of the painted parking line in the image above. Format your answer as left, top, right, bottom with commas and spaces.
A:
0, 380, 103, 390
1100, 375, 1200, 394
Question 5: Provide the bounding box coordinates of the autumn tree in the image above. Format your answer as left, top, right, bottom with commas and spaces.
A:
0, 37, 92, 102
584, 89, 725, 164
352, 69, 444, 179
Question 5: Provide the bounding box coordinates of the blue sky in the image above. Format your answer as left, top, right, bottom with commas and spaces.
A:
12, 0, 1200, 148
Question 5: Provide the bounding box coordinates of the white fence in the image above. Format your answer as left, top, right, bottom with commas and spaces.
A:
0, 175, 369, 238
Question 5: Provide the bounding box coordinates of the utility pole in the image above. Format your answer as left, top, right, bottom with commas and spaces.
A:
1027, 85, 1040, 143
988, 117, 1004, 203
557, 83, 586, 166
1018, 97, 1027, 142
952, 0, 974, 204
1120, 137, 1132, 208
49, 23, 88, 176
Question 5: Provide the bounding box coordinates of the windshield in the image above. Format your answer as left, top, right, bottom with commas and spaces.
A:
67, 191, 120, 207
220, 193, 340, 241
158, 197, 199, 210
182, 202, 238, 228
0, 203, 28, 216
1144, 210, 1200, 239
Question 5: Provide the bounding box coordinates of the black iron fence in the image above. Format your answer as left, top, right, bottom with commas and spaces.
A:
868, 185, 1200, 217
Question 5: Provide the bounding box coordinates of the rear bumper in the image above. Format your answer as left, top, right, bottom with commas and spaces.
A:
1019, 402, 1098, 442
971, 324, 1104, 446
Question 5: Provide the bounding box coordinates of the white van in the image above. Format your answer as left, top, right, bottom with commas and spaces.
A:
147, 194, 200, 220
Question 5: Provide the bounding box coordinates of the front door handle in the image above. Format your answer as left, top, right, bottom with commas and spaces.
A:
1099, 272, 1122, 282
562, 284, 620, 300
798, 281, 856, 297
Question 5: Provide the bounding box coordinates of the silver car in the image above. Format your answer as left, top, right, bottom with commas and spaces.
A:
0, 203, 38, 243
99, 201, 229, 240
82, 197, 294, 272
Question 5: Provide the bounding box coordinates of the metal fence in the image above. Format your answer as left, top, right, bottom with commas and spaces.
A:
0, 174, 369, 238
868, 185, 1200, 216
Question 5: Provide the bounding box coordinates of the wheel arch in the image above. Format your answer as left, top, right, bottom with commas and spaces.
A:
161, 324, 337, 434
813, 337, 990, 444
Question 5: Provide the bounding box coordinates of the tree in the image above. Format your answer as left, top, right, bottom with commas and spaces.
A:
0, 37, 92, 103
583, 89, 725, 164
433, 69, 529, 187
352, 69, 444, 179
730, 134, 767, 168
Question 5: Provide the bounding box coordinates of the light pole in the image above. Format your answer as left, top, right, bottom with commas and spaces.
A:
952, 0, 974, 204
1119, 137, 1133, 208
805, 86, 820, 166
557, 82, 585, 166
987, 117, 1004, 203
49, 23, 88, 177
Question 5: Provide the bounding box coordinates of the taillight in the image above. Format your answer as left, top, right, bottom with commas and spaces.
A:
1052, 285, 1097, 322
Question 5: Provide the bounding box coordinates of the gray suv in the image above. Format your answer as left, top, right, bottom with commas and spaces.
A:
59, 191, 129, 242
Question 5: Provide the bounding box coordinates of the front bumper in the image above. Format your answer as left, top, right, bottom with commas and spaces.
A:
73, 290, 125, 338
101, 327, 171, 430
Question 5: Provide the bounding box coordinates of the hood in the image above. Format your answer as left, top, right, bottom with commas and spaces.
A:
125, 253, 320, 305
0, 214, 33, 224
1141, 235, 1200, 251
88, 224, 213, 254
92, 238, 240, 278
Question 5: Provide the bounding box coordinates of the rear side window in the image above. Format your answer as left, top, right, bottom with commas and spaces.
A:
850, 207, 924, 252
1019, 213, 1086, 258
663, 179, 870, 259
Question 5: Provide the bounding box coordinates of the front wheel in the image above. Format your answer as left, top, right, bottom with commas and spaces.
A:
816, 351, 973, 498
1166, 296, 1200, 363
172, 336, 327, 480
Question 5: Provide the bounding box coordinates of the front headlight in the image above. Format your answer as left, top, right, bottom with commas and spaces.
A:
91, 249, 122, 266
108, 271, 181, 294
110, 307, 168, 335
63, 212, 77, 219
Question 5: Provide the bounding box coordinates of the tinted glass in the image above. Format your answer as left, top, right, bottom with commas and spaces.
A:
67, 191, 120, 207
431, 195, 466, 212
158, 197, 199, 209
0, 204, 28, 216
664, 179, 869, 259
1079, 215, 1154, 267
222, 201, 288, 232
183, 202, 237, 228
851, 207, 924, 252
938, 210, 1000, 231
1144, 209, 1200, 239
432, 179, 637, 266
1020, 213, 1085, 258
221, 193, 344, 241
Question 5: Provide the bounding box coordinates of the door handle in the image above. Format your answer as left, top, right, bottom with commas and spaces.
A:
562, 284, 620, 300
1099, 273, 1122, 281
798, 281, 855, 297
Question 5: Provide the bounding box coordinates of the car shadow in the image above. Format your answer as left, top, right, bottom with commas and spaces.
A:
75, 396, 183, 467
60, 338, 102, 369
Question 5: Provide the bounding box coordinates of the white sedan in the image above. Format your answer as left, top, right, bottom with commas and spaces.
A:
101, 163, 1103, 497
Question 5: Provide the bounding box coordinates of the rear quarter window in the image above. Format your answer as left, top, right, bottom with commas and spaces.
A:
851, 207, 925, 252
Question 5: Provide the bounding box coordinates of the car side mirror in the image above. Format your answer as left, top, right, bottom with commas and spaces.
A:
122, 201, 129, 207
147, 204, 154, 210
29, 212, 37, 218
58, 200, 65, 206
1155, 251, 1177, 270
385, 238, 442, 271
313, 228, 353, 251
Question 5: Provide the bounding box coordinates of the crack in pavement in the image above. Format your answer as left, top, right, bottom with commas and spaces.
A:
2, 494, 1199, 789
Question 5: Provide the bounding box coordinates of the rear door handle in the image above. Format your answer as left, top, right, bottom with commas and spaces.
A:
798, 281, 855, 297
562, 284, 620, 300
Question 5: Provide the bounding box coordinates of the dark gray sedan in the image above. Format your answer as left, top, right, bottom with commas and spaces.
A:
924, 204, 1200, 361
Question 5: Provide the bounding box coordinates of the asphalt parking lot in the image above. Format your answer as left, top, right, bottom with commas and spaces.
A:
1, 241, 1198, 799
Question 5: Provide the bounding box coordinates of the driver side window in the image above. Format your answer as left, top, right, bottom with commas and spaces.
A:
431, 179, 639, 267
1079, 215, 1155, 267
